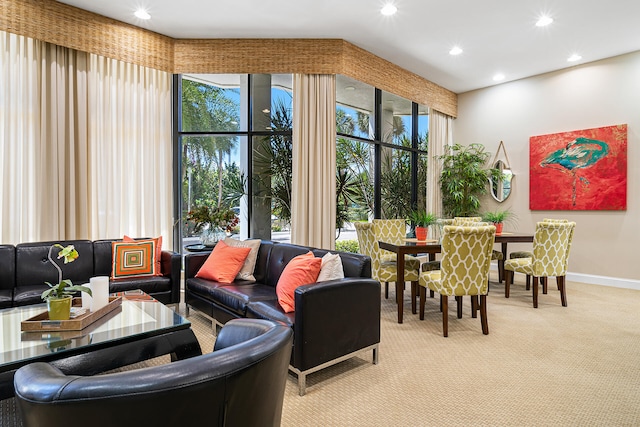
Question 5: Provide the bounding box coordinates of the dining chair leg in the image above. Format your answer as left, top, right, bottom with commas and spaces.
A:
542, 277, 548, 294
504, 270, 512, 298
419, 286, 426, 320
411, 281, 418, 314
556, 276, 561, 291
385, 282, 389, 299
456, 296, 463, 318
430, 290, 435, 298
525, 275, 531, 290
441, 295, 448, 337
471, 295, 478, 318
532, 276, 539, 308
558, 275, 567, 307
480, 294, 489, 335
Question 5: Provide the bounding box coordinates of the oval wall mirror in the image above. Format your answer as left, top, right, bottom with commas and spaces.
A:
490, 159, 514, 202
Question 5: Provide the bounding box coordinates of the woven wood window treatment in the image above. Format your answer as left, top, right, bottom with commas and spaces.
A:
0, 30, 172, 245
291, 74, 337, 249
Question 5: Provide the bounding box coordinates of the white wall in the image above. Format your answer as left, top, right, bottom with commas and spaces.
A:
454, 51, 640, 287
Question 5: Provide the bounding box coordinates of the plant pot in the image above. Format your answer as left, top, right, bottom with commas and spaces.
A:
415, 226, 428, 241
493, 222, 504, 235
47, 295, 73, 320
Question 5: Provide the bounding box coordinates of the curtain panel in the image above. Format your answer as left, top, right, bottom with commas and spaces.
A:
291, 74, 336, 249
427, 109, 454, 218
0, 30, 172, 245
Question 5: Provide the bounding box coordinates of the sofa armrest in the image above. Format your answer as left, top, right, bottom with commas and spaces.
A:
184, 253, 210, 279
292, 278, 380, 372
160, 250, 181, 304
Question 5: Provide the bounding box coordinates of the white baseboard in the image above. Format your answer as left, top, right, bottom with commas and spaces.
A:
490, 263, 640, 291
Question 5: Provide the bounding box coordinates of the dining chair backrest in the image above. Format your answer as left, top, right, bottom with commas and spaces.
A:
440, 225, 496, 296
542, 218, 569, 223
354, 222, 382, 281
531, 221, 576, 277
372, 219, 407, 242
453, 217, 482, 226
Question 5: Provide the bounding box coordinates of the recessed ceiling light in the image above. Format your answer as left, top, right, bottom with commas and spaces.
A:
567, 54, 582, 62
536, 15, 553, 27
134, 9, 151, 20
493, 73, 505, 82
381, 4, 397, 16
449, 46, 463, 56
344, 86, 355, 91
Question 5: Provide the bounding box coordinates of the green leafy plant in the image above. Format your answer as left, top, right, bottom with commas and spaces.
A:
482, 209, 510, 224
408, 210, 437, 227
335, 239, 359, 253
41, 244, 92, 302
186, 205, 239, 233
439, 143, 498, 217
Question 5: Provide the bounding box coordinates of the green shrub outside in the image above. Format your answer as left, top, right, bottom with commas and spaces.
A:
335, 239, 359, 253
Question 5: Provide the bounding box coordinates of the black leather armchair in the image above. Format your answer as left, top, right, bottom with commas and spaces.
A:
14, 319, 293, 427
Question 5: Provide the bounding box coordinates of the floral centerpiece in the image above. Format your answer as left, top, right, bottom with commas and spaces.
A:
42, 244, 92, 320
186, 205, 239, 245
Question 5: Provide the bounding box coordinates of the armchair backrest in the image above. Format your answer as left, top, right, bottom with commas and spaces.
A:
14, 319, 293, 427
440, 225, 496, 296
531, 221, 576, 277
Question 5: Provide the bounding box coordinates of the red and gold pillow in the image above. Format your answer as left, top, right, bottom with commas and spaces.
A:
276, 252, 322, 313
111, 240, 157, 279
123, 235, 163, 276
195, 240, 252, 283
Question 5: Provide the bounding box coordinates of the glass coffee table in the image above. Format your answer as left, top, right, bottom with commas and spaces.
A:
0, 290, 201, 400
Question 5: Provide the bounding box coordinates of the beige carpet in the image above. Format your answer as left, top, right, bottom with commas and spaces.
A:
2, 273, 640, 426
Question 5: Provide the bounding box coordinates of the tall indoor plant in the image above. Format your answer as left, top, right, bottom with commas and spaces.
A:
439, 143, 502, 217
41, 244, 92, 320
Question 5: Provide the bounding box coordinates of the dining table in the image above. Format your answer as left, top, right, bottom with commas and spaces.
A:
378, 232, 533, 324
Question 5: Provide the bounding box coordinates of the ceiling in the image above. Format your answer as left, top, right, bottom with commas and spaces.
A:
57, 0, 640, 94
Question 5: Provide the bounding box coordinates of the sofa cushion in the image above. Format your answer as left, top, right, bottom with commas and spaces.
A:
209, 283, 280, 316
15, 241, 94, 288
109, 276, 172, 295
0, 245, 16, 296
111, 240, 158, 278
317, 252, 345, 282
246, 300, 295, 328
123, 235, 163, 277
0, 289, 13, 309
12, 284, 51, 307
223, 238, 261, 283
266, 243, 314, 288
276, 252, 322, 313
196, 241, 251, 283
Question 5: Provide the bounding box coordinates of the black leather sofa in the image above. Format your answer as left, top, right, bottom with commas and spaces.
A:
185, 241, 381, 396
14, 318, 293, 427
0, 239, 181, 308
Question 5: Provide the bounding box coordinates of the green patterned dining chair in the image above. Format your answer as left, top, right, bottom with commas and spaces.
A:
355, 221, 421, 305
504, 221, 575, 308
509, 219, 570, 292
453, 217, 504, 277
418, 225, 496, 337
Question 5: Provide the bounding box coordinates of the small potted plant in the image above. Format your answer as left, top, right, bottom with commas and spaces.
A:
41, 244, 92, 320
409, 210, 437, 241
481, 210, 511, 234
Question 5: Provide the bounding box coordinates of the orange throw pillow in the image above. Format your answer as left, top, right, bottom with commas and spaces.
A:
276, 252, 322, 313
124, 235, 163, 277
195, 240, 251, 283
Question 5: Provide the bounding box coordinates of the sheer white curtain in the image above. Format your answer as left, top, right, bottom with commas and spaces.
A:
291, 74, 336, 249
0, 30, 172, 245
427, 109, 454, 218
1, 31, 42, 243
87, 55, 172, 243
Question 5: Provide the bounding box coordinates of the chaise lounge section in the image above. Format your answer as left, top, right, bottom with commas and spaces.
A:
184, 241, 381, 395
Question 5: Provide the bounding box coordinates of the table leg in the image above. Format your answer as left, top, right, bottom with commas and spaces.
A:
396, 250, 406, 324
499, 242, 508, 283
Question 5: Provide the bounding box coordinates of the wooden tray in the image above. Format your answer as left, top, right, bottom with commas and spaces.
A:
21, 296, 122, 332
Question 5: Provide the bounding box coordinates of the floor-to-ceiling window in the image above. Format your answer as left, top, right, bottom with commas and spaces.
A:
176, 73, 428, 251
177, 74, 293, 252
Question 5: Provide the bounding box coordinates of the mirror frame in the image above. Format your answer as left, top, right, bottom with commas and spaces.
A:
489, 141, 514, 203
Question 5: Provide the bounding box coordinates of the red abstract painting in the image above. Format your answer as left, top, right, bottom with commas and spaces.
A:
529, 124, 627, 210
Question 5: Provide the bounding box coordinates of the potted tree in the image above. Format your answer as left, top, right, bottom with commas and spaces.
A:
41, 244, 92, 320
409, 210, 437, 241
439, 143, 503, 217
